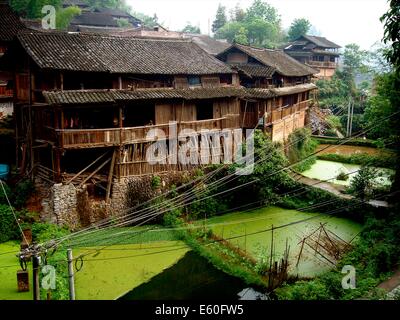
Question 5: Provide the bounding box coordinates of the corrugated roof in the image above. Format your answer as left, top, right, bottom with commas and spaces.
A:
218, 44, 318, 77
0, 3, 26, 42
18, 31, 233, 75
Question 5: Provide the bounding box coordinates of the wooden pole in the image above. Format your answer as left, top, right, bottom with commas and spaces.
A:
106, 149, 117, 203
67, 249, 75, 300
32, 255, 40, 300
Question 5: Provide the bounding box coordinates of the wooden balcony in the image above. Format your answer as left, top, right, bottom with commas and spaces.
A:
0, 86, 13, 97
267, 99, 311, 125
306, 61, 337, 69
54, 116, 240, 149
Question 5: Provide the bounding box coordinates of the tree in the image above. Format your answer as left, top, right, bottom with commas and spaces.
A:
343, 43, 369, 75
379, 0, 400, 196
288, 18, 311, 41
230, 2, 246, 22
246, 0, 280, 25
132, 11, 159, 28
348, 166, 379, 200
181, 23, 201, 34
10, 0, 61, 19
56, 6, 81, 30
234, 27, 248, 45
212, 4, 227, 33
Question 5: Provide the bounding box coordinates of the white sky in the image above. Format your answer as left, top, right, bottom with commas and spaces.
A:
126, 0, 389, 50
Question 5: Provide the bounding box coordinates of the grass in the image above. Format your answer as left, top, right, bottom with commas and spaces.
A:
73, 241, 189, 300
202, 206, 362, 278
0, 241, 32, 300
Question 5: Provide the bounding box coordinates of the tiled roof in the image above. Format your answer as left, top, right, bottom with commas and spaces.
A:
43, 87, 247, 105
229, 63, 275, 78
42, 84, 315, 106
301, 35, 341, 49
18, 31, 233, 75
0, 3, 26, 42
188, 35, 231, 56
218, 44, 318, 77
71, 12, 119, 27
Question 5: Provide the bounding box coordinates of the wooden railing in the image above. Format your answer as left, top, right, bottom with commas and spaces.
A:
267, 99, 311, 125
0, 86, 13, 97
307, 61, 337, 68
54, 116, 240, 149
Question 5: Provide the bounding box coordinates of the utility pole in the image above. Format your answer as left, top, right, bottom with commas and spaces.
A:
349, 100, 355, 137
346, 99, 351, 137
32, 254, 40, 300
67, 249, 76, 300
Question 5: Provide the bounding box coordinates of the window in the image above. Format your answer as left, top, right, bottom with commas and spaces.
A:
188, 76, 201, 87
196, 101, 214, 120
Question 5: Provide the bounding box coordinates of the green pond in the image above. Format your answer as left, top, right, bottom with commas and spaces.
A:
301, 160, 394, 186
204, 206, 361, 278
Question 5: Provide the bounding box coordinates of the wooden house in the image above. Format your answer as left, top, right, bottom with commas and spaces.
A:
0, 2, 26, 118
283, 35, 341, 80
12, 31, 247, 189
216, 43, 317, 142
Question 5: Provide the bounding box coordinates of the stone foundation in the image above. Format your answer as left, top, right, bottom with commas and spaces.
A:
35, 171, 192, 229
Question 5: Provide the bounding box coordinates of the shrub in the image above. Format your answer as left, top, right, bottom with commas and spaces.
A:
0, 204, 19, 242
150, 175, 161, 190
287, 128, 318, 172
336, 171, 349, 181
14, 179, 34, 209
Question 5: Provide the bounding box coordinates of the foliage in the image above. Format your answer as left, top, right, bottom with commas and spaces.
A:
212, 3, 227, 33
364, 72, 400, 141
151, 175, 161, 190
276, 203, 400, 300
115, 18, 131, 28
13, 179, 34, 209
31, 222, 70, 243
131, 11, 159, 28
181, 22, 201, 34
380, 0, 400, 68
214, 0, 283, 48
336, 171, 349, 181
10, 0, 61, 19
287, 128, 318, 172
0, 205, 19, 243
348, 166, 381, 200
55, 6, 81, 30
288, 18, 311, 41
317, 153, 397, 169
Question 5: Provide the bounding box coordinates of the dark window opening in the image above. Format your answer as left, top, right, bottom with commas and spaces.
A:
220, 74, 232, 85
64, 107, 118, 129
196, 101, 214, 120
124, 103, 155, 127
188, 76, 201, 87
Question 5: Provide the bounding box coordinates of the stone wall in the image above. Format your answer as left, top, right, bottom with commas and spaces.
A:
52, 183, 80, 229
109, 171, 192, 217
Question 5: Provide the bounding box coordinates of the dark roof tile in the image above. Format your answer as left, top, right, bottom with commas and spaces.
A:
18, 32, 233, 75
0, 3, 26, 42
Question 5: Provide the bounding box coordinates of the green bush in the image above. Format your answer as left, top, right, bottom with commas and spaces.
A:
151, 175, 161, 190
0, 204, 19, 242
13, 179, 34, 209
287, 128, 318, 172
317, 153, 396, 169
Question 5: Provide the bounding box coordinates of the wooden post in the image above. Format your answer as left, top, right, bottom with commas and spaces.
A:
105, 149, 117, 203
296, 238, 305, 268
67, 249, 75, 300
54, 148, 61, 183
32, 255, 40, 300
60, 73, 64, 91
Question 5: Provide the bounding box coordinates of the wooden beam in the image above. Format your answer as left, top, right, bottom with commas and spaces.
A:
65, 151, 109, 184
78, 158, 111, 188
105, 149, 117, 203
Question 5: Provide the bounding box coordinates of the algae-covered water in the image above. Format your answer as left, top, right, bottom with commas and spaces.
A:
301, 160, 394, 186
205, 206, 362, 278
